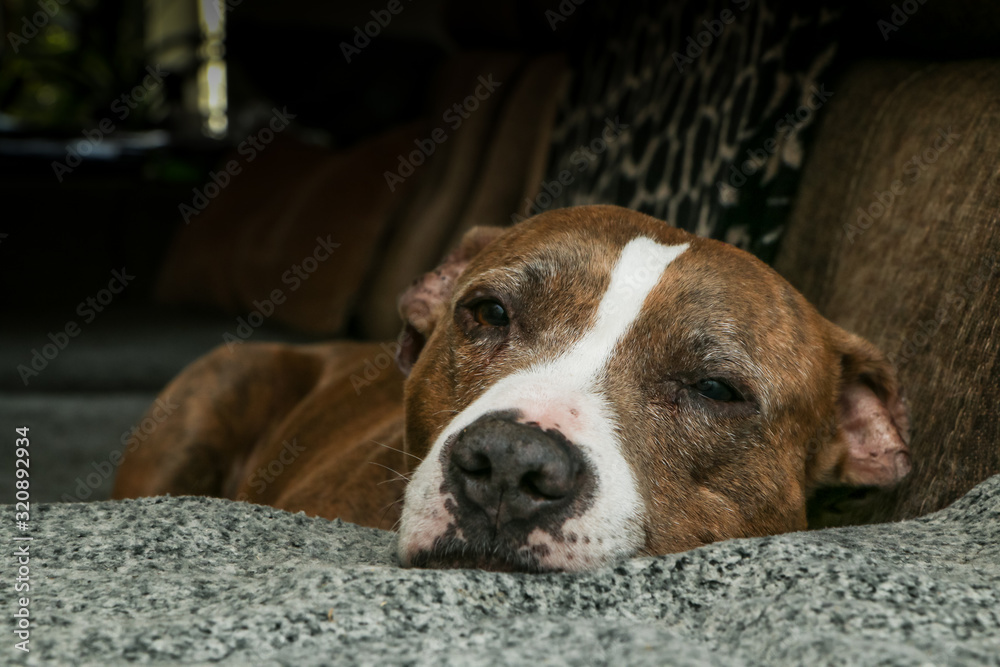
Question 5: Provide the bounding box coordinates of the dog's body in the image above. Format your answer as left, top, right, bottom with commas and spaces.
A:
112, 341, 411, 527
114, 206, 911, 572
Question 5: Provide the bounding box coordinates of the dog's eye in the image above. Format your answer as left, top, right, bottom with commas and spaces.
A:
694, 379, 741, 402
472, 300, 509, 327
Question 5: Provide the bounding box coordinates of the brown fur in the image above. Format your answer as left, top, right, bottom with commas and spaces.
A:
113, 342, 408, 529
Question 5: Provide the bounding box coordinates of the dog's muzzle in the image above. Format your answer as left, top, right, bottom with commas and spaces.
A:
408, 411, 598, 571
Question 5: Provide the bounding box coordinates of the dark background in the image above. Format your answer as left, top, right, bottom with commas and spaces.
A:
3, 0, 998, 318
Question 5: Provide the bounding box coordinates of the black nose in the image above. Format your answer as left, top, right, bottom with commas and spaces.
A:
448, 414, 586, 528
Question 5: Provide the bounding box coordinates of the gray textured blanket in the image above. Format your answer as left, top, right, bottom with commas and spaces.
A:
4, 475, 999, 666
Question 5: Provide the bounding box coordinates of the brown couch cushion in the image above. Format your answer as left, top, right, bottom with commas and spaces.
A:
774, 59, 1000, 524
154, 129, 426, 335
155, 53, 567, 339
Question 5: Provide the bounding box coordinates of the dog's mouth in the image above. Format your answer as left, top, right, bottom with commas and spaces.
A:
404, 536, 561, 574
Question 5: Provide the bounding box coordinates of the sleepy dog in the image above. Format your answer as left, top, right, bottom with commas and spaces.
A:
113, 205, 911, 572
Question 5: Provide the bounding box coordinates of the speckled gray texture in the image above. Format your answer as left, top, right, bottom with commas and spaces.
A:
4, 476, 999, 666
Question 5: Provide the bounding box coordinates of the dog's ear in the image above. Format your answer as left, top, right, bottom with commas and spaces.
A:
808, 328, 912, 491
395, 226, 508, 375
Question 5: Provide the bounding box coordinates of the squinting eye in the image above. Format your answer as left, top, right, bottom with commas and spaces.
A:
473, 300, 509, 327
694, 379, 741, 402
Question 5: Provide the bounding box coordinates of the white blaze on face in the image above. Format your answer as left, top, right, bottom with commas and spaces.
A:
398, 237, 690, 569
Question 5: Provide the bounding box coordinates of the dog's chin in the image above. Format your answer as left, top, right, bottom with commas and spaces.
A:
404, 539, 560, 574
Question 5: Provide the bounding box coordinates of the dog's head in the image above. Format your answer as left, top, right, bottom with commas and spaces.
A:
394, 205, 910, 572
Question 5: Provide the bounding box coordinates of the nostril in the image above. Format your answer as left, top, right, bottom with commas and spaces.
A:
519, 471, 562, 501
519, 472, 545, 500
454, 450, 491, 478
520, 463, 575, 501
464, 465, 490, 480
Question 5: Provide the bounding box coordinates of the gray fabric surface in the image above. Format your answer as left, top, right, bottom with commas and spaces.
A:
4, 475, 999, 666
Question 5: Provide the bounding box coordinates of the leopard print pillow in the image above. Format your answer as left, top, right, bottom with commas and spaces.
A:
532, 0, 844, 262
